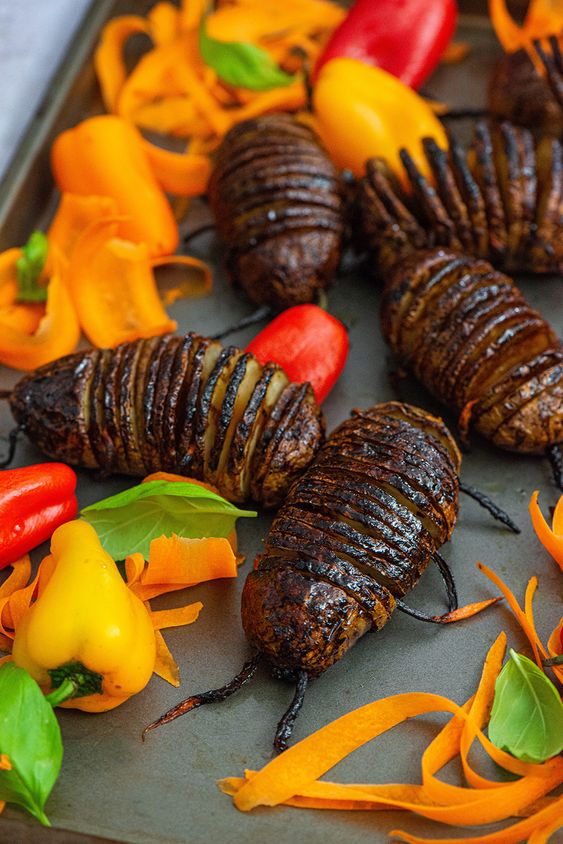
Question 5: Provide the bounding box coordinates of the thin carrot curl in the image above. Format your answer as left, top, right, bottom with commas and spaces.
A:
219, 633, 563, 841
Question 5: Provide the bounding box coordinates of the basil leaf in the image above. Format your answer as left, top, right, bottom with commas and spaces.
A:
81, 480, 257, 559
0, 663, 62, 826
488, 649, 563, 763
199, 19, 295, 91
16, 231, 48, 303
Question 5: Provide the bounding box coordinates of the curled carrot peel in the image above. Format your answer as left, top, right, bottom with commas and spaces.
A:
477, 561, 563, 685
529, 490, 563, 573
220, 634, 563, 840
93, 0, 344, 194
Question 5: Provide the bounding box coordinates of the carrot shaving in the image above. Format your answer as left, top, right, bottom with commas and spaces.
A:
436, 597, 502, 623
150, 602, 203, 630
390, 796, 563, 843
142, 535, 237, 587
220, 635, 563, 839
477, 561, 563, 685
94, 0, 344, 195
529, 490, 563, 573
153, 629, 181, 686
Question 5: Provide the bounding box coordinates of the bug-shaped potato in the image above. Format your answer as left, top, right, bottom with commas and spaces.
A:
7, 332, 325, 508
380, 248, 563, 457
357, 119, 562, 275
208, 113, 345, 308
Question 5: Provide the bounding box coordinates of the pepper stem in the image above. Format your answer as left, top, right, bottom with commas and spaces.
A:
44, 678, 78, 707
47, 661, 104, 700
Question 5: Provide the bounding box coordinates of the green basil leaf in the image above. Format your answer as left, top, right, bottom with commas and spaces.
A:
199, 19, 295, 91
16, 231, 48, 303
488, 649, 563, 763
0, 663, 63, 826
81, 480, 257, 559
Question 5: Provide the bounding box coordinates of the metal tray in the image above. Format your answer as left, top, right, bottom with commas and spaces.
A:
0, 6, 561, 843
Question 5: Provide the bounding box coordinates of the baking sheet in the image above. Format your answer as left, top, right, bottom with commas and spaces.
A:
0, 8, 561, 844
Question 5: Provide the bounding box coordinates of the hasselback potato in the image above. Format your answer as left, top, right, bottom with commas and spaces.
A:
242, 402, 460, 678
381, 248, 563, 454
8, 333, 325, 507
488, 48, 563, 138
357, 119, 563, 275
208, 114, 345, 308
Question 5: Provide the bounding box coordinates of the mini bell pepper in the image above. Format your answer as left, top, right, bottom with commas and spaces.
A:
51, 115, 179, 258
314, 0, 457, 89
11, 520, 156, 712
313, 58, 448, 179
246, 304, 349, 404
0, 464, 77, 570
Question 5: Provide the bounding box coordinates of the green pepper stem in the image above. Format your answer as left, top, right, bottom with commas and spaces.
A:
44, 678, 77, 707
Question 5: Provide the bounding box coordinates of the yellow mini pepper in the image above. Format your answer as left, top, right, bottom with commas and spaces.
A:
12, 520, 156, 712
313, 57, 448, 179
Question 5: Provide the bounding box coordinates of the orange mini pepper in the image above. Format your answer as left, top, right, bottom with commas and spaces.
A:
51, 115, 179, 257
67, 219, 176, 349
0, 246, 79, 371
313, 57, 448, 179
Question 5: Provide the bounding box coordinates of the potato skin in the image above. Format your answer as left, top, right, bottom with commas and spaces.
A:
489, 50, 563, 138
9, 333, 325, 507
208, 114, 345, 308
381, 248, 563, 454
242, 402, 460, 677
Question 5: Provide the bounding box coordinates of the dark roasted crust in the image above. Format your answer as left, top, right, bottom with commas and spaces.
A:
357, 120, 563, 276
241, 401, 459, 676
381, 249, 563, 454
208, 114, 345, 307
10, 333, 325, 506
488, 49, 563, 138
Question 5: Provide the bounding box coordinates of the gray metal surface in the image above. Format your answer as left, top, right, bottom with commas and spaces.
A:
0, 10, 561, 844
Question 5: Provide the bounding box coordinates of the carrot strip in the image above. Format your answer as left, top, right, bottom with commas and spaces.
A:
529, 491, 563, 573
153, 629, 180, 686
230, 689, 562, 816
151, 602, 203, 630
459, 632, 507, 790
147, 2, 180, 46
145, 535, 237, 587
476, 562, 549, 661
390, 795, 563, 843
436, 597, 502, 623
524, 577, 544, 669
94, 15, 150, 112
0, 555, 31, 599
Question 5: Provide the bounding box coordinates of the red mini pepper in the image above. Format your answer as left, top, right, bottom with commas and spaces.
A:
246, 305, 349, 404
0, 463, 78, 569
314, 0, 457, 89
